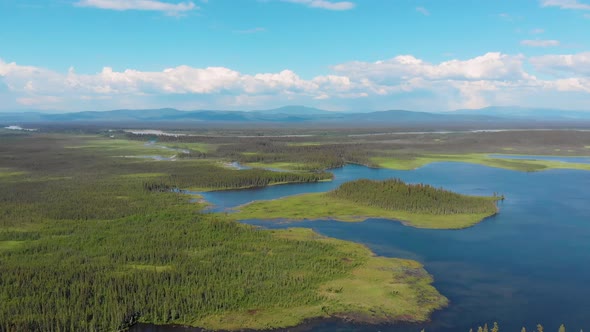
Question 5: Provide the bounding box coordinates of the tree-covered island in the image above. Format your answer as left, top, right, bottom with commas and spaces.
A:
233, 179, 501, 229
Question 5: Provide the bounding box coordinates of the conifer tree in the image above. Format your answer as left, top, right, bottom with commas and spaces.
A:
492, 322, 499, 332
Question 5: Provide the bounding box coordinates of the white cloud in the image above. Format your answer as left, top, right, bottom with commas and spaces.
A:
520, 39, 560, 47
545, 78, 590, 92
540, 0, 590, 10
530, 52, 590, 76
332, 52, 532, 82
416, 6, 430, 16
75, 0, 197, 14
2, 52, 590, 111
243, 70, 317, 94
282, 0, 355, 10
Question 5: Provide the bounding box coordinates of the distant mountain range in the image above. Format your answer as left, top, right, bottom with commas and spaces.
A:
1, 105, 589, 125
453, 106, 590, 120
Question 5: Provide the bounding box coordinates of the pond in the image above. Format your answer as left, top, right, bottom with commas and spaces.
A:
136, 163, 590, 332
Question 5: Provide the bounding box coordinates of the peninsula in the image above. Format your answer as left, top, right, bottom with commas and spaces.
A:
233, 179, 501, 229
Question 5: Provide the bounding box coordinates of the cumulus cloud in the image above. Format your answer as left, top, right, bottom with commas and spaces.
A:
521, 39, 561, 47
530, 52, 590, 76
545, 78, 590, 92
75, 0, 197, 14
540, 0, 590, 10
2, 52, 590, 111
282, 0, 355, 10
332, 52, 532, 82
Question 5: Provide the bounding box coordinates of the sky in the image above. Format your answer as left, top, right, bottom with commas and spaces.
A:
0, 0, 589, 112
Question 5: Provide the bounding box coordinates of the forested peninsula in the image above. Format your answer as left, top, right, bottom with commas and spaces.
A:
233, 179, 501, 229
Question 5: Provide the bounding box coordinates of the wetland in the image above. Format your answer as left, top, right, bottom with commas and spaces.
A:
2, 128, 590, 332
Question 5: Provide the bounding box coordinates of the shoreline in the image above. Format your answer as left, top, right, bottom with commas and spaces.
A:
127, 228, 448, 332
372, 153, 590, 172
130, 316, 429, 332
230, 192, 501, 230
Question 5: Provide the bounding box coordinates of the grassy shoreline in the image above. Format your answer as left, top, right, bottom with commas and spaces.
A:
185, 178, 333, 192
372, 153, 590, 172
232, 192, 499, 229
192, 228, 448, 330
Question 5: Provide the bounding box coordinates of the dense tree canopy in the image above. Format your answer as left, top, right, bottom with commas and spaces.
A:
329, 179, 499, 215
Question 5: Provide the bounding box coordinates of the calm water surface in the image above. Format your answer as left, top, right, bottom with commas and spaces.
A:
135, 163, 590, 332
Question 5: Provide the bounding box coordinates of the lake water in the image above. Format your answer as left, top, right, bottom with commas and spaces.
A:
136, 162, 590, 332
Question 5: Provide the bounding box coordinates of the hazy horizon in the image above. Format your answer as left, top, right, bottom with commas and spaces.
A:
1, 105, 590, 115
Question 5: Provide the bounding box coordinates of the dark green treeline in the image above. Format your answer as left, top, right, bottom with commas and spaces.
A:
330, 179, 499, 215
0, 134, 361, 331
461, 323, 575, 332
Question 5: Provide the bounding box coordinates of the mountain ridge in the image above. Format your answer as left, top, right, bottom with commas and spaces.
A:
1, 105, 589, 124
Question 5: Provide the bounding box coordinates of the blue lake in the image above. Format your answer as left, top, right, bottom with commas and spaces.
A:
136, 163, 590, 332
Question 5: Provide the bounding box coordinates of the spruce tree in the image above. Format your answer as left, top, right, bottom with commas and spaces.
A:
492, 322, 499, 332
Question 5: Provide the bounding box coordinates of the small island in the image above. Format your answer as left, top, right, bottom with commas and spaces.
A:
232, 179, 501, 229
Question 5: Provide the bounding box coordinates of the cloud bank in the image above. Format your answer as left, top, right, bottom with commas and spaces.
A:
1, 52, 590, 111
75, 0, 197, 14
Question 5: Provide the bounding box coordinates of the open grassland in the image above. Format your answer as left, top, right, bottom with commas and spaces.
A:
158, 141, 213, 153
233, 179, 499, 229
372, 153, 590, 172
233, 193, 495, 229
0, 132, 445, 331
66, 137, 172, 155
0, 168, 27, 178
243, 161, 309, 171
121, 128, 590, 172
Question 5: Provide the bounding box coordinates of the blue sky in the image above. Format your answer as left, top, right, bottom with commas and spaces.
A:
0, 0, 589, 112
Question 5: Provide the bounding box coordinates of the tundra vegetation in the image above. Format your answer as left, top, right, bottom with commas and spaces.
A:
233, 179, 500, 229
121, 128, 590, 172
0, 133, 446, 331
1, 127, 588, 331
